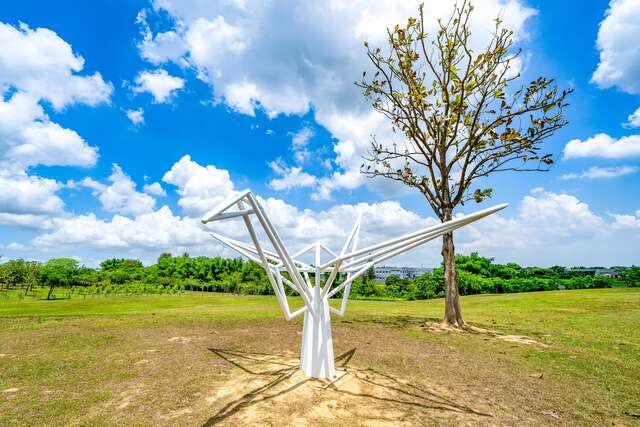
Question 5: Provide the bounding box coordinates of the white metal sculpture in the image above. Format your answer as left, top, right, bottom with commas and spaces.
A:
201, 190, 506, 380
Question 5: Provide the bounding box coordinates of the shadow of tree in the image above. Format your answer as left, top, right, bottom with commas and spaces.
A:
347, 315, 441, 329
203, 347, 491, 426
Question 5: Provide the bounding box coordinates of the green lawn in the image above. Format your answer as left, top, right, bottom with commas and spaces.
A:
1, 288, 639, 425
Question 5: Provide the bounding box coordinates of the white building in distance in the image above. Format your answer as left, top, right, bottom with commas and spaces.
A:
374, 266, 433, 282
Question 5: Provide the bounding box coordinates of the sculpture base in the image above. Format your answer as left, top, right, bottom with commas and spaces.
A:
299, 288, 335, 379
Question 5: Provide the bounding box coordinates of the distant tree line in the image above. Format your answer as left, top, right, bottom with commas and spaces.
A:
397, 253, 639, 300
0, 252, 638, 300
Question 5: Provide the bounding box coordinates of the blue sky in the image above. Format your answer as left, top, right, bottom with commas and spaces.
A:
0, 0, 638, 267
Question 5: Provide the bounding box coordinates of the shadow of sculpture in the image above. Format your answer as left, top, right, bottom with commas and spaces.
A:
203, 347, 491, 426
209, 348, 298, 375
203, 348, 310, 426
330, 367, 491, 418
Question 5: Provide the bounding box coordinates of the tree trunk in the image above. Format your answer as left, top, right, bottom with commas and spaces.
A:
442, 217, 464, 327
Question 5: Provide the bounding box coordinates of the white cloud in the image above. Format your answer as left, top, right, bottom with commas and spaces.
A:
0, 22, 112, 109
0, 21, 108, 227
0, 170, 64, 215
625, 106, 640, 128
33, 206, 210, 250
560, 166, 638, 180
312, 110, 386, 198
35, 156, 431, 260
0, 213, 55, 230
292, 127, 313, 149
136, 10, 188, 65
140, 30, 188, 64
611, 210, 640, 229
137, 0, 536, 198
143, 181, 167, 197
313, 169, 364, 201
185, 16, 249, 72
134, 69, 185, 103
9, 156, 639, 266
80, 177, 105, 192
162, 154, 236, 216
0, 92, 98, 169
591, 0, 640, 94
290, 127, 314, 164
456, 188, 639, 266
4, 242, 31, 251
221, 81, 260, 116
564, 133, 640, 159
268, 160, 317, 191
126, 108, 144, 125
81, 164, 156, 216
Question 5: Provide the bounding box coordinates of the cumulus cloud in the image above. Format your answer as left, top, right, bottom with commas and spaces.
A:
0, 22, 112, 109
268, 160, 317, 191
456, 188, 639, 266
0, 20, 109, 228
134, 69, 185, 103
81, 164, 156, 216
560, 166, 638, 180
19, 156, 427, 262
611, 210, 640, 229
162, 154, 236, 217
0, 96, 77, 224
17, 156, 638, 267
29, 157, 441, 264
0, 171, 64, 216
465, 191, 606, 249
4, 242, 31, 251
625, 106, 640, 128
591, 0, 640, 93
136, 10, 188, 65
29, 184, 640, 267
30, 157, 245, 261
136, 0, 536, 198
564, 133, 640, 159
33, 206, 208, 250
126, 108, 144, 125
0, 92, 98, 169
291, 127, 314, 149
143, 182, 167, 197
265, 127, 322, 191
140, 30, 188, 64
0, 213, 55, 230
312, 110, 386, 198
289, 126, 314, 164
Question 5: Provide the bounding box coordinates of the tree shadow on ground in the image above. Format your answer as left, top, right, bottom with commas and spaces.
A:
203, 347, 491, 425
347, 315, 441, 329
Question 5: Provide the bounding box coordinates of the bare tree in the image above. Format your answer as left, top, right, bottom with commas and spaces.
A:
357, 1, 572, 327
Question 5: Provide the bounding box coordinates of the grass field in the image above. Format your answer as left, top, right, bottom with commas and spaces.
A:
1, 288, 639, 426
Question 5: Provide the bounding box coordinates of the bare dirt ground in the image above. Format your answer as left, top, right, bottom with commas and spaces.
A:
1, 315, 619, 426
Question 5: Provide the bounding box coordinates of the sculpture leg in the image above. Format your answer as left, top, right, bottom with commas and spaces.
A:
299, 287, 335, 379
